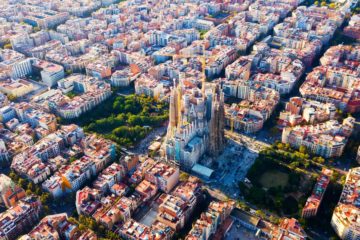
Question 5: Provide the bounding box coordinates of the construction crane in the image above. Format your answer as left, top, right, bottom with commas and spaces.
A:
154, 10, 241, 102
155, 43, 211, 95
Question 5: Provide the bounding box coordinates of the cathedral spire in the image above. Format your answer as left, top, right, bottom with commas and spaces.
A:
208, 86, 225, 157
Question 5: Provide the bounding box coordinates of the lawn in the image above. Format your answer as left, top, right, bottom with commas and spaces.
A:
259, 170, 289, 189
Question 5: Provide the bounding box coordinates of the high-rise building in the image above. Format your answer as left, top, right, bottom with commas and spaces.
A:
282, 117, 355, 158
0, 195, 42, 240
331, 167, 360, 240
0, 174, 26, 208
302, 169, 333, 218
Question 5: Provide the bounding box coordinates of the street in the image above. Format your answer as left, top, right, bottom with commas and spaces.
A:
225, 130, 271, 152
131, 126, 167, 155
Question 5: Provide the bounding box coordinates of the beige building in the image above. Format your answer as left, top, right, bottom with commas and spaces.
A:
0, 79, 33, 97
331, 167, 360, 240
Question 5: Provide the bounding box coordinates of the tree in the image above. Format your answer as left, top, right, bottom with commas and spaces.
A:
78, 224, 87, 231
331, 171, 340, 182
276, 142, 284, 150
269, 215, 280, 224
43, 205, 50, 215
289, 161, 300, 169
298, 218, 308, 228
149, 150, 156, 158
18, 178, 27, 189
27, 182, 34, 192
68, 217, 77, 224
97, 225, 106, 235
40, 193, 51, 204
179, 172, 189, 181
33, 26, 41, 32
71, 94, 168, 148
304, 161, 310, 169
255, 210, 266, 219
66, 92, 76, 99
299, 145, 307, 154
35, 186, 42, 195
237, 201, 250, 211
4, 43, 12, 49
7, 94, 17, 101
282, 196, 299, 214
313, 156, 325, 164
321, 1, 326, 6
69, 156, 77, 163
9, 171, 19, 181
340, 175, 346, 185
106, 230, 121, 240
269, 186, 283, 197
329, 2, 336, 8
249, 187, 266, 204
65, 69, 73, 75
199, 30, 208, 40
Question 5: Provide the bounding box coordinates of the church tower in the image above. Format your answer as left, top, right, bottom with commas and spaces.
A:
208, 86, 225, 157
